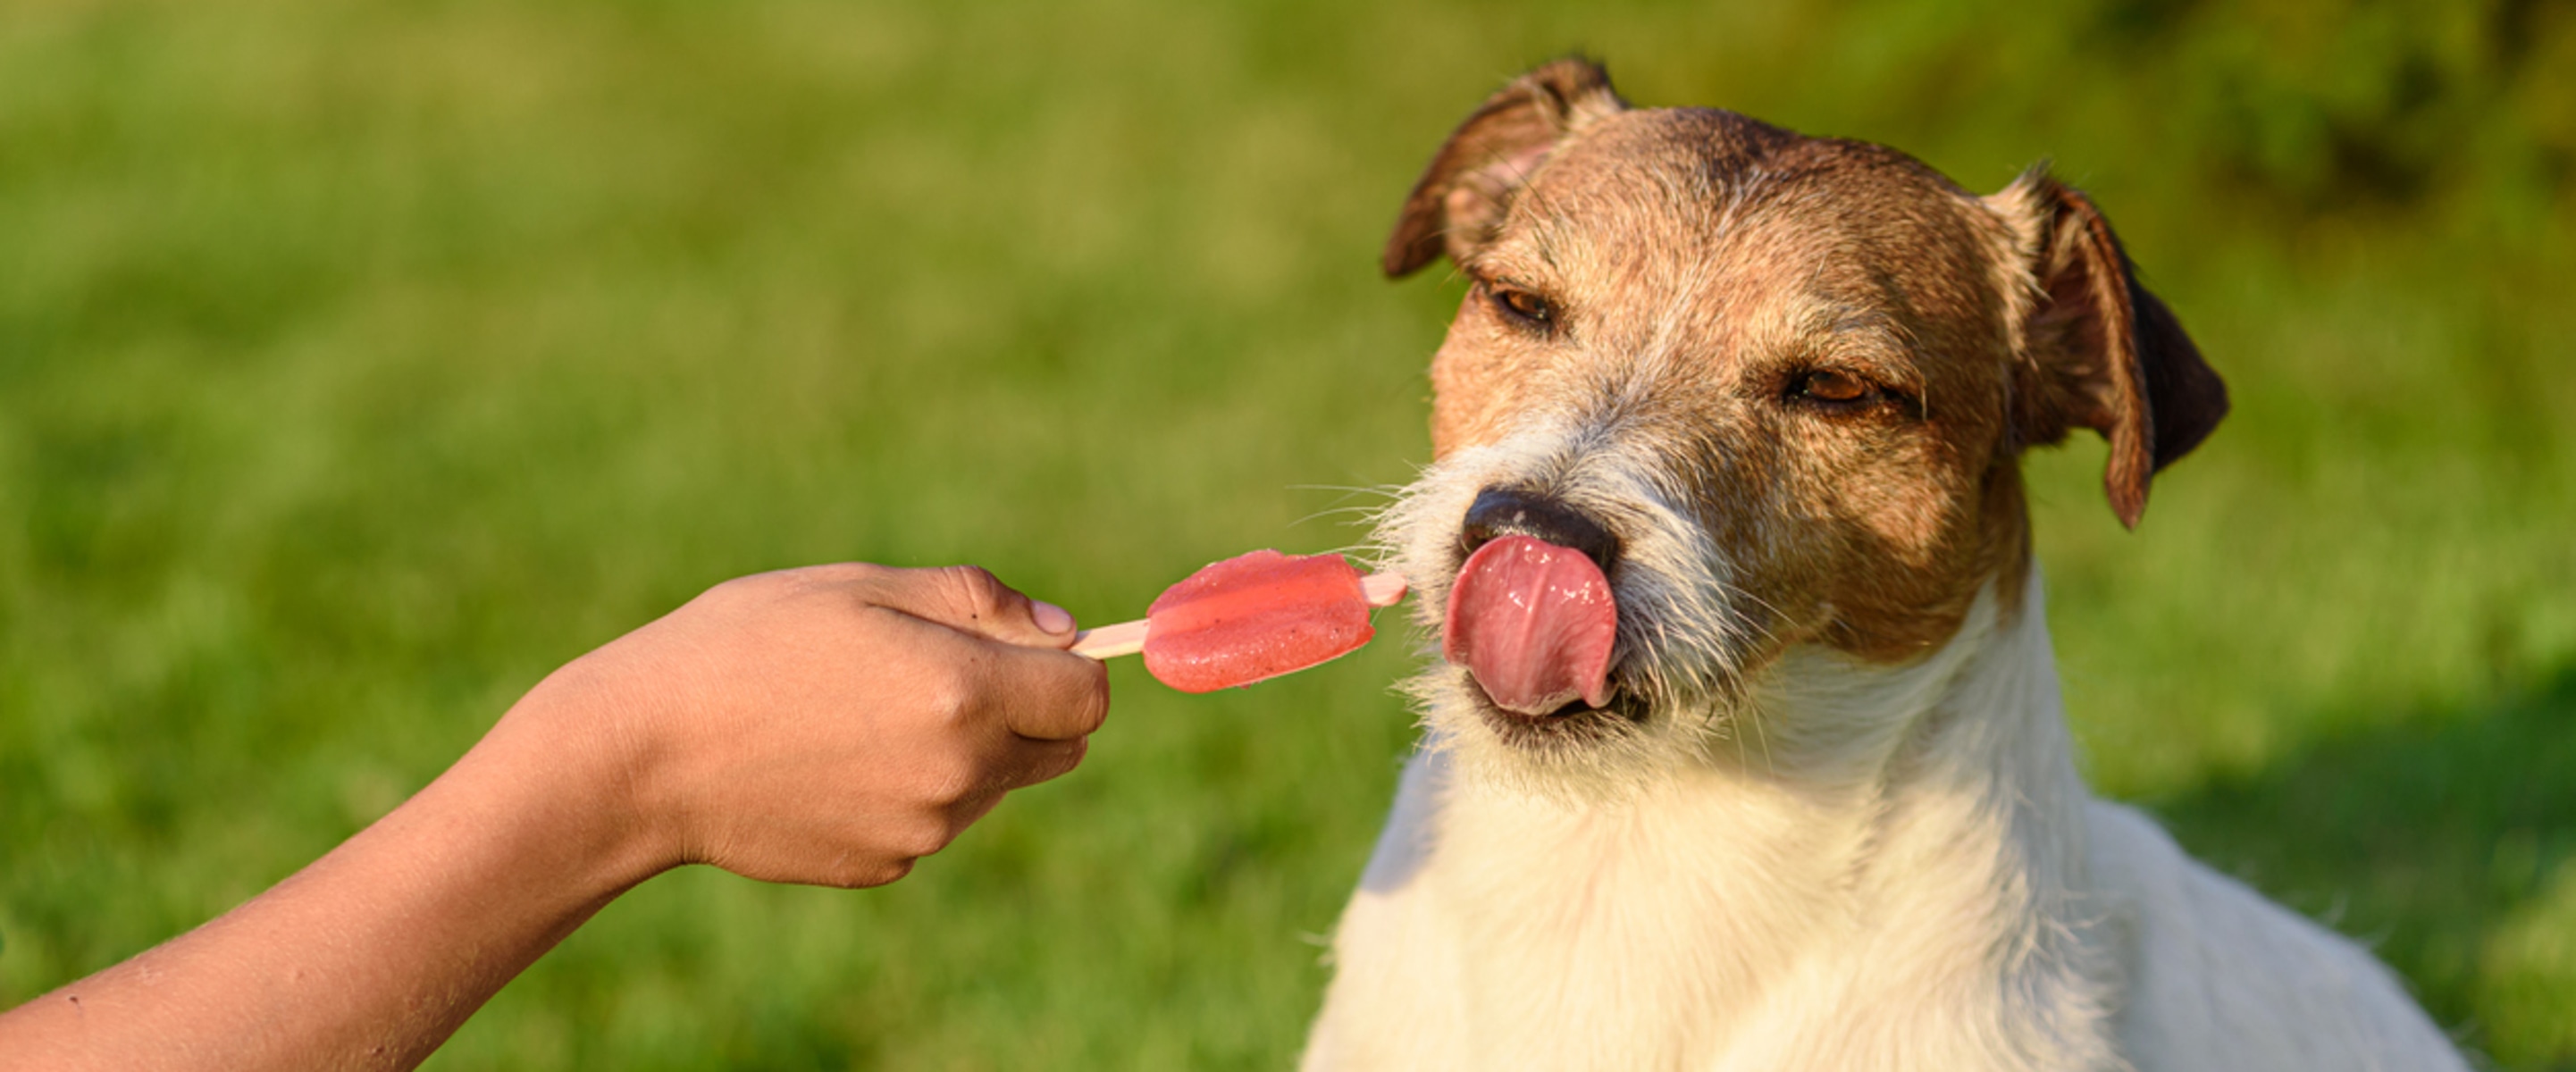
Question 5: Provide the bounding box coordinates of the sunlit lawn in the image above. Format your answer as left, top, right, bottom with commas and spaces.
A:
3, 1, 2570, 1068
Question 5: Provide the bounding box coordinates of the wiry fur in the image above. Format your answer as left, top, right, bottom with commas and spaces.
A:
1312, 576, 2464, 1070
1304, 60, 2468, 1071
1379, 423, 1755, 800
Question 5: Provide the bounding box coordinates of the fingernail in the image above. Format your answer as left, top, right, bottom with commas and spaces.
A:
1032, 600, 1075, 635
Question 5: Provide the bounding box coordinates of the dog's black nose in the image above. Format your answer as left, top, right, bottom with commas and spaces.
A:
1460, 487, 1620, 572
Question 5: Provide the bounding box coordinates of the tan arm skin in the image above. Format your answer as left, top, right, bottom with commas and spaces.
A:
0, 564, 1112, 1071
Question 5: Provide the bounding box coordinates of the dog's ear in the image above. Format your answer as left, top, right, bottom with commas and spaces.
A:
1383, 58, 1628, 277
1988, 169, 2228, 529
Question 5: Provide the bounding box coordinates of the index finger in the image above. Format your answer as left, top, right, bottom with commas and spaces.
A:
966, 638, 1112, 741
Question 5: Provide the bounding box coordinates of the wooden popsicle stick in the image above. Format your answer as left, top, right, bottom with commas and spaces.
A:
1068, 618, 1149, 659
1070, 570, 1408, 660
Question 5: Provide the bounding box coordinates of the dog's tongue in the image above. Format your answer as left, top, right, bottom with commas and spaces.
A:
1443, 535, 1617, 716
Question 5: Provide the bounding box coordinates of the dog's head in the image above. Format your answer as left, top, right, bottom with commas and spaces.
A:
1378, 60, 2228, 790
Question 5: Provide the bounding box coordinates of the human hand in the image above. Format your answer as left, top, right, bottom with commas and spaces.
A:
0, 563, 1109, 1072
494, 563, 1111, 889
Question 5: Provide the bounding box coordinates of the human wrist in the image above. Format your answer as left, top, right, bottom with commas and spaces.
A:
467, 664, 684, 900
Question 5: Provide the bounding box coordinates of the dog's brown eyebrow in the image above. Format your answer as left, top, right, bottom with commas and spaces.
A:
1801, 307, 1928, 394
1457, 239, 1559, 284
1825, 308, 1895, 335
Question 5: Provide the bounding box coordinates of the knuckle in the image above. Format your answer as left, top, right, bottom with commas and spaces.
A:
896, 817, 954, 858
806, 846, 894, 890
919, 776, 963, 810
1073, 667, 1112, 731
932, 565, 1015, 623
1032, 739, 1088, 783
926, 755, 989, 808
919, 658, 982, 724
1025, 663, 1109, 739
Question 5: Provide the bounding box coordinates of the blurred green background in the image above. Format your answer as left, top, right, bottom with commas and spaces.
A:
3, 0, 2570, 1067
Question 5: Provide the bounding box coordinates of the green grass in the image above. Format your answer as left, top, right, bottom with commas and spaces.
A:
3, 0, 2570, 1068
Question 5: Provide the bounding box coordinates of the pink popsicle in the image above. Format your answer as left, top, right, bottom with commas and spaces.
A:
1070, 550, 1407, 691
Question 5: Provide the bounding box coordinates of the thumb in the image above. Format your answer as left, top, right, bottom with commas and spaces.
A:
860, 565, 1079, 649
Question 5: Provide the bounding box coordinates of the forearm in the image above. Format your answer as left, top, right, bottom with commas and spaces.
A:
0, 564, 1108, 1069
0, 694, 662, 1071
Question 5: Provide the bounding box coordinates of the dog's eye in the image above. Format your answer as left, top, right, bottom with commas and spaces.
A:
1487, 285, 1556, 327
1791, 369, 1877, 407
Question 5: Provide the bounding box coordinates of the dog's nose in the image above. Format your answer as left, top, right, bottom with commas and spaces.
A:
1460, 487, 1620, 572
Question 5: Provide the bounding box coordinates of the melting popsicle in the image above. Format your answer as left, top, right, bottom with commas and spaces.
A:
1070, 550, 1407, 691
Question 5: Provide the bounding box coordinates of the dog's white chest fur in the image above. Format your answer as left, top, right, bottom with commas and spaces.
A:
1302, 582, 2465, 1072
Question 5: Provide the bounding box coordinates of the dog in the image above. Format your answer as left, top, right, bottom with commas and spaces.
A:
1302, 60, 2469, 1071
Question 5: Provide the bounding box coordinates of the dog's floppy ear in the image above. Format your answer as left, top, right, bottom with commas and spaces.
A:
1383, 58, 1627, 277
1989, 169, 2228, 529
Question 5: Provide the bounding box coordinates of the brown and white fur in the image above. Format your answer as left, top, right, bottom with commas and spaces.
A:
1303, 60, 2467, 1071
